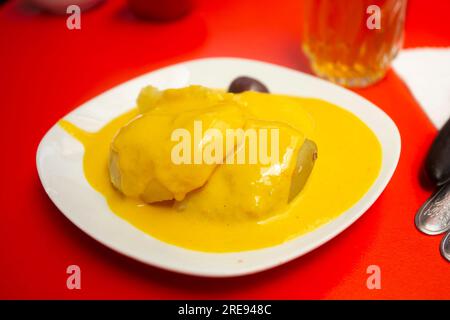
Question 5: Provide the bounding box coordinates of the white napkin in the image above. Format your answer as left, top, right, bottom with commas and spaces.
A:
392, 47, 450, 129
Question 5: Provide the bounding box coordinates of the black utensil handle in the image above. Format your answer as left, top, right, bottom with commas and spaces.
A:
425, 117, 450, 186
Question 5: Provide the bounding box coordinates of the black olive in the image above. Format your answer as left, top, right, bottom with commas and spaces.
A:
425, 117, 450, 186
228, 76, 269, 94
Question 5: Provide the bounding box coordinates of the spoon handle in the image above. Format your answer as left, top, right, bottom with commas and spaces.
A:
440, 231, 450, 262
415, 183, 450, 235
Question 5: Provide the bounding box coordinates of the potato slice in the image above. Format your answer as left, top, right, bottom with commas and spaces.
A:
109, 97, 246, 203
288, 139, 318, 202
175, 120, 317, 220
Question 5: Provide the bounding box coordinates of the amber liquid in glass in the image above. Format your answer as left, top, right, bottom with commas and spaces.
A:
303, 0, 407, 87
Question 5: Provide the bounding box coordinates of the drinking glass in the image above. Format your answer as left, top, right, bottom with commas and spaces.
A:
302, 0, 407, 87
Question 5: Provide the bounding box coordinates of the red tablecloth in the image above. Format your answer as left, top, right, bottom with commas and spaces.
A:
1, 0, 449, 299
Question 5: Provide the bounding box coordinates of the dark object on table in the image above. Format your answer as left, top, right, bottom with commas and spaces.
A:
425, 117, 450, 186
26, 0, 103, 14
128, 0, 193, 21
228, 76, 269, 94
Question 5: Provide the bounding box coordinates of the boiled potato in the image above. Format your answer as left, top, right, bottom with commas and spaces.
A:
288, 139, 318, 202
175, 119, 317, 220
110, 89, 246, 203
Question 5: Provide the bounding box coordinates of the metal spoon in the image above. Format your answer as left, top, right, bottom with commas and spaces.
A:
440, 231, 450, 262
415, 183, 450, 235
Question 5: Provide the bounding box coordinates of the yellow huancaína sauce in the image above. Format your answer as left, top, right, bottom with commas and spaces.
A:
60, 90, 381, 252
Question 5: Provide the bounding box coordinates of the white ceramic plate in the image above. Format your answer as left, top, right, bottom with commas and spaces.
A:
36, 58, 401, 277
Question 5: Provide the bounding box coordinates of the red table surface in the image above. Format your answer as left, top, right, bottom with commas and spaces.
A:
0, 0, 449, 299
